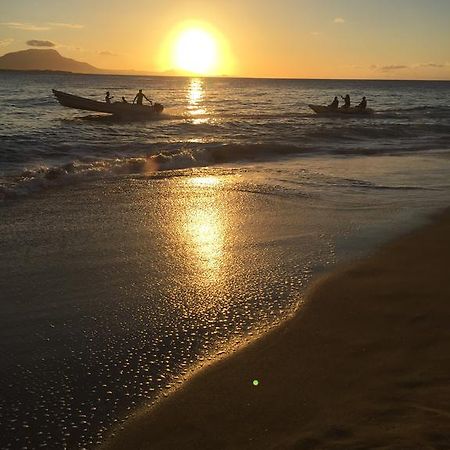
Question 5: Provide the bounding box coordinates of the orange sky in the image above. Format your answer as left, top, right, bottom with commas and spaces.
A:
1, 0, 449, 79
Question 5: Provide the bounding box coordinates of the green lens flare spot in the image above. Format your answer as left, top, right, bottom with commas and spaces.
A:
252, 379, 259, 386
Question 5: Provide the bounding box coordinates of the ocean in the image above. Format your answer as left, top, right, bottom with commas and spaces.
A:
1, 73, 450, 199
1, 72, 450, 449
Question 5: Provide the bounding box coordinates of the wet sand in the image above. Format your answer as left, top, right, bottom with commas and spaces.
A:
103, 209, 450, 450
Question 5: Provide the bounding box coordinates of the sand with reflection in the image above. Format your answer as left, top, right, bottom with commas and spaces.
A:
103, 210, 450, 450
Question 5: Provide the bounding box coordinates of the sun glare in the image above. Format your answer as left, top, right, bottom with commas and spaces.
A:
158, 21, 233, 76
174, 28, 218, 75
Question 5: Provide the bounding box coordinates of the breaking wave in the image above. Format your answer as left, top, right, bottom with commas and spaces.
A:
2, 141, 448, 202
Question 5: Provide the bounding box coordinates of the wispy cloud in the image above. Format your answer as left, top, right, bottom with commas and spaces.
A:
371, 63, 449, 73
47, 22, 84, 29
1, 22, 50, 31
0, 38, 14, 48
333, 17, 345, 24
311, 31, 321, 36
99, 50, 117, 57
418, 63, 445, 68
380, 65, 409, 72
1, 21, 84, 31
27, 39, 55, 48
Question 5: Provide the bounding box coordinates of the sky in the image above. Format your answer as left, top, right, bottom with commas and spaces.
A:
0, 0, 449, 79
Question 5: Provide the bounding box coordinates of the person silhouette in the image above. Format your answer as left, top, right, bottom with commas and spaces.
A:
105, 91, 113, 104
329, 96, 339, 109
133, 89, 152, 106
341, 94, 351, 108
357, 96, 367, 110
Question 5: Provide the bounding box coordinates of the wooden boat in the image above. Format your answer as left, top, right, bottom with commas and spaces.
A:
309, 104, 374, 115
52, 89, 164, 118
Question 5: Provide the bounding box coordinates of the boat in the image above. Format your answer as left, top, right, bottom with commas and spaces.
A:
308, 104, 374, 115
52, 89, 164, 118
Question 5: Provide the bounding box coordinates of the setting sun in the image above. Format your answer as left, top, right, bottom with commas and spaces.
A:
157, 21, 233, 76
173, 28, 218, 75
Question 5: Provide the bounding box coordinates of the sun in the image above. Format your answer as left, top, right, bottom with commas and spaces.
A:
158, 21, 234, 76
173, 28, 218, 75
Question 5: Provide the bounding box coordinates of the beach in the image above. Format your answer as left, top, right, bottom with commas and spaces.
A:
1, 73, 450, 449
103, 208, 450, 450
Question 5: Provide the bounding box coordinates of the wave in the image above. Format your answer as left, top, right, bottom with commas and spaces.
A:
390, 105, 450, 113
376, 105, 450, 120
2, 142, 449, 203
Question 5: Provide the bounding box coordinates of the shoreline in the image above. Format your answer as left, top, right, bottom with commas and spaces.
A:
102, 208, 450, 450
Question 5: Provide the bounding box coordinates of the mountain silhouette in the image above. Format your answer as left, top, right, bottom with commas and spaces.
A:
0, 48, 227, 77
0, 49, 103, 73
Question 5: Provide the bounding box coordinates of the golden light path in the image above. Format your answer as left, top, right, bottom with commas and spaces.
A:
187, 78, 206, 116
187, 78, 210, 125
188, 78, 203, 104
184, 176, 225, 286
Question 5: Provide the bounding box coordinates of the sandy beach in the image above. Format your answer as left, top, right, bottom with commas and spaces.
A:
103, 209, 450, 450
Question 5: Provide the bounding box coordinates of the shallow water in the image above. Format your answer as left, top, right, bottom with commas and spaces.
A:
0, 73, 450, 449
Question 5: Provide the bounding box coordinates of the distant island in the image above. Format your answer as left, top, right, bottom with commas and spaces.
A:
0, 49, 105, 74
0, 48, 208, 77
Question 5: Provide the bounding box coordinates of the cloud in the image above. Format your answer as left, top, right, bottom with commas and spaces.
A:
311, 31, 321, 36
47, 22, 84, 29
380, 65, 409, 72
1, 21, 83, 32
1, 22, 50, 31
418, 63, 445, 68
333, 17, 345, 24
99, 50, 117, 56
371, 63, 450, 73
0, 38, 14, 48
26, 39, 55, 48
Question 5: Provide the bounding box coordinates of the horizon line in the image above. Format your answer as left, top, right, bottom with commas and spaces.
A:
1, 68, 450, 83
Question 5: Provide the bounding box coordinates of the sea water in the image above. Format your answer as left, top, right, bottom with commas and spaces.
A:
0, 72, 450, 449
1, 73, 450, 198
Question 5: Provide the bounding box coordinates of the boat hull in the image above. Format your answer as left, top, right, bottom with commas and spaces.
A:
52, 90, 164, 117
308, 104, 374, 115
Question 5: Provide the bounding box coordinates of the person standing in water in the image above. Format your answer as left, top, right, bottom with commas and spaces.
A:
105, 91, 113, 104
341, 94, 351, 108
133, 89, 152, 106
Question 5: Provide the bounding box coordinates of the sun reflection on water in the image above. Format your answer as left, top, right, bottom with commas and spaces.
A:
188, 78, 203, 104
187, 78, 208, 122
182, 176, 226, 287
185, 206, 224, 278
189, 176, 221, 187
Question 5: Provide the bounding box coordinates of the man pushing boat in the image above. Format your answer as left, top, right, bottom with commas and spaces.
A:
52, 89, 164, 118
133, 89, 152, 106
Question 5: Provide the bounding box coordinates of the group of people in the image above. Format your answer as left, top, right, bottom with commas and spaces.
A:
328, 94, 367, 110
105, 89, 366, 111
105, 89, 152, 106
